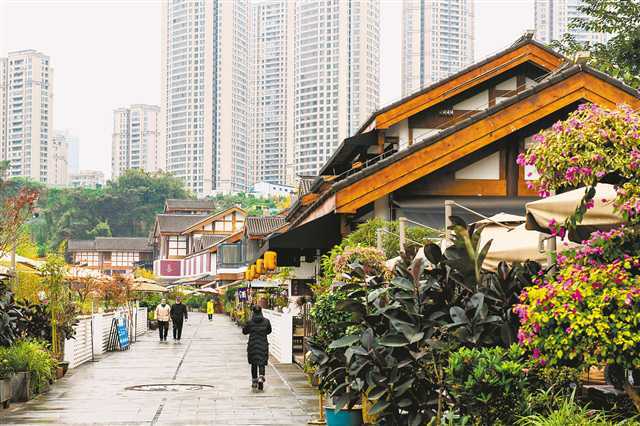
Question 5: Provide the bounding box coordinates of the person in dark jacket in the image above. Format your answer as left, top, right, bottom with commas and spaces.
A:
170, 297, 188, 341
242, 305, 272, 390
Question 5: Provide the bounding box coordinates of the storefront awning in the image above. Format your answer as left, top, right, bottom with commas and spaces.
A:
252, 213, 342, 266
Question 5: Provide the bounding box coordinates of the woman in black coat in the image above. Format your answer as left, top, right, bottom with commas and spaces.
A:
242, 305, 272, 390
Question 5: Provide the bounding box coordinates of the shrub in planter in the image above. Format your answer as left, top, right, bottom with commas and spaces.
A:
309, 289, 351, 349
0, 355, 13, 408
309, 219, 540, 425
516, 234, 640, 411
1, 339, 56, 395
446, 345, 529, 425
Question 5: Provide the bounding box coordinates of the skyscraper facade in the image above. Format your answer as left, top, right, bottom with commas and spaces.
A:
250, 0, 295, 186
111, 104, 161, 178
534, 0, 609, 45
294, 0, 380, 177
161, 0, 250, 196
401, 0, 474, 97
0, 50, 54, 184
57, 129, 80, 175
50, 132, 69, 186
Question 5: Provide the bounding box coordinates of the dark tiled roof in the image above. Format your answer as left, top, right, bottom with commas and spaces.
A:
156, 214, 209, 234
246, 216, 287, 237
67, 240, 95, 251
68, 237, 152, 252
192, 235, 226, 252
288, 64, 640, 226
165, 199, 217, 211
297, 176, 317, 196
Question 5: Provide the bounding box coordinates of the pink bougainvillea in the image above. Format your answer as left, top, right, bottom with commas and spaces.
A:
522, 103, 640, 224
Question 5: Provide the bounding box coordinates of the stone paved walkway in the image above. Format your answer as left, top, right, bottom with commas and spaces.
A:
1, 313, 316, 425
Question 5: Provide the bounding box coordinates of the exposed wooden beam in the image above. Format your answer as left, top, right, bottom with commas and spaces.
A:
374, 45, 563, 130
336, 73, 640, 213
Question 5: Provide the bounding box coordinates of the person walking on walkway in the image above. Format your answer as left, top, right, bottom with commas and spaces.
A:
206, 299, 214, 320
155, 299, 170, 342
242, 305, 272, 390
170, 297, 188, 341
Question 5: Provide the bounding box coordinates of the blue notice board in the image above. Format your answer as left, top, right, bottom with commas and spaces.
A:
116, 320, 130, 350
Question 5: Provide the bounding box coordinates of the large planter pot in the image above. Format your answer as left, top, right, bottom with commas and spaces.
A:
0, 377, 12, 409
59, 361, 70, 376
10, 371, 31, 402
324, 406, 363, 426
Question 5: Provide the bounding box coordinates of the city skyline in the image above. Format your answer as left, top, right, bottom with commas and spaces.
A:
2, 0, 583, 180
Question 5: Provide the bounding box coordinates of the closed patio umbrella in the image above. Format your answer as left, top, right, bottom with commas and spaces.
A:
132, 277, 168, 293
525, 184, 623, 242
480, 224, 579, 271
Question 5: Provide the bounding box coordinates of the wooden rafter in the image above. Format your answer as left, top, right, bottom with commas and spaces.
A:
336, 72, 640, 214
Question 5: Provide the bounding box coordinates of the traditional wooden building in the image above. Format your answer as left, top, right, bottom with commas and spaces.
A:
67, 237, 153, 276
151, 206, 247, 282
259, 35, 640, 267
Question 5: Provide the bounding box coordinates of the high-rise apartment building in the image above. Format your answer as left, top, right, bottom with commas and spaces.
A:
0, 50, 54, 183
112, 104, 161, 178
49, 132, 69, 187
69, 170, 105, 189
534, 0, 608, 45
294, 0, 380, 177
161, 0, 250, 196
401, 0, 474, 96
250, 0, 295, 186
56, 129, 80, 175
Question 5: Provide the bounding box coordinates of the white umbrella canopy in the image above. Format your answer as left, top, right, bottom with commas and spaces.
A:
131, 277, 168, 293
525, 184, 623, 242
480, 224, 579, 271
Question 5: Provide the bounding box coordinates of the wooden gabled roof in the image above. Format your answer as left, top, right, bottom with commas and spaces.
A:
180, 206, 246, 235
356, 35, 565, 134
292, 64, 640, 224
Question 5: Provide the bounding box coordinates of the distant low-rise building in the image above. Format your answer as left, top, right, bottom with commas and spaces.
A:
67, 237, 153, 276
252, 181, 295, 198
69, 170, 105, 189
151, 202, 247, 284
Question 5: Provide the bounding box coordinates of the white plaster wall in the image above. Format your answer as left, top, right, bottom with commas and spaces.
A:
454, 151, 501, 180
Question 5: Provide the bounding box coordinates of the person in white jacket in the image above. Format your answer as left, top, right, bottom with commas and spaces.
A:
155, 299, 171, 342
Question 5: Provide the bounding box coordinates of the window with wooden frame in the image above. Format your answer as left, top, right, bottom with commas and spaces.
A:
111, 251, 140, 267
168, 236, 188, 257
74, 251, 100, 267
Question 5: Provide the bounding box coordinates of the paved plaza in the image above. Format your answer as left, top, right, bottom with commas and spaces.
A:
1, 313, 316, 425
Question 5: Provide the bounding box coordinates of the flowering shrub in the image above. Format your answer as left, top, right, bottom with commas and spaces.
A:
519, 103, 640, 229
516, 255, 640, 368
333, 246, 388, 279
516, 227, 640, 411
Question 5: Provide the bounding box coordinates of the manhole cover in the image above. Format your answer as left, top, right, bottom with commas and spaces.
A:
125, 384, 214, 392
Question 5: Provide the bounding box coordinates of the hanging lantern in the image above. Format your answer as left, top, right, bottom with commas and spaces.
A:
249, 265, 256, 280
264, 251, 277, 270
256, 259, 264, 274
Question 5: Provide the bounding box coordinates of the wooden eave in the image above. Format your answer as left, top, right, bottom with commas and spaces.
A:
366, 43, 563, 132
180, 206, 247, 235
333, 68, 640, 214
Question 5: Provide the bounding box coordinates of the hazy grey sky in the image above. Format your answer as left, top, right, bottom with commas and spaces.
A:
0, 0, 534, 177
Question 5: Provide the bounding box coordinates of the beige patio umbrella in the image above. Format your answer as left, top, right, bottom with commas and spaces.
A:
480, 224, 579, 271
525, 184, 623, 242
132, 277, 168, 293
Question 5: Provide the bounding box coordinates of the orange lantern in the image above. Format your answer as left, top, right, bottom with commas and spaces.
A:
249, 265, 256, 280
256, 259, 264, 274
264, 251, 277, 270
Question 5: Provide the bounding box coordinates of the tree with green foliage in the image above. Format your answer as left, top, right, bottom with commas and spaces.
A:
551, 0, 640, 88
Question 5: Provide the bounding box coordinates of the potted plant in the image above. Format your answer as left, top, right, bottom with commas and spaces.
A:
0, 355, 13, 409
